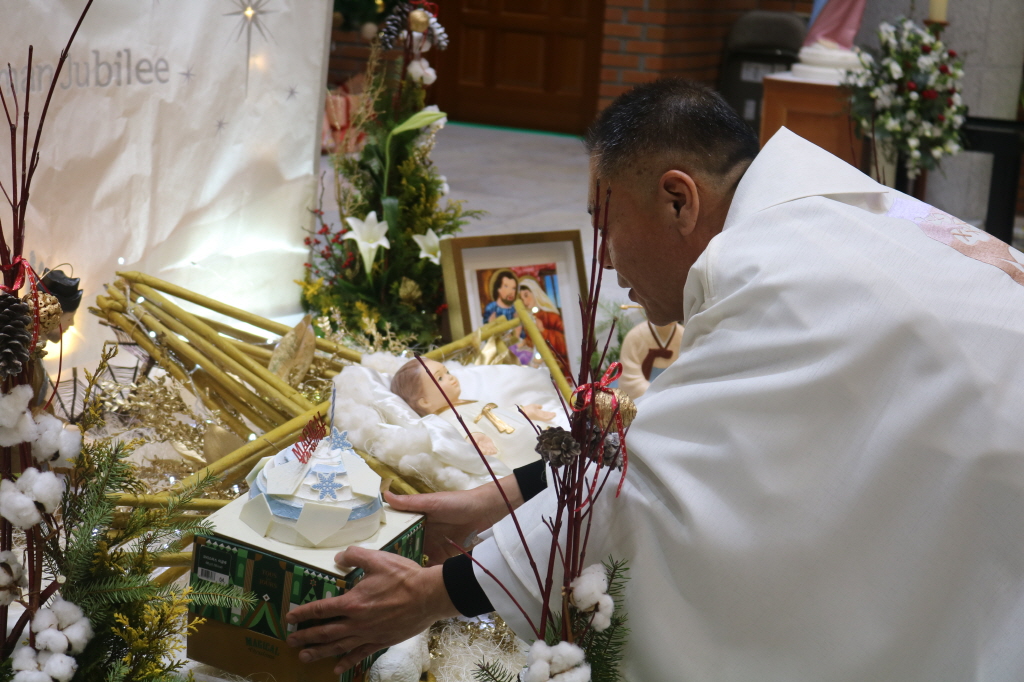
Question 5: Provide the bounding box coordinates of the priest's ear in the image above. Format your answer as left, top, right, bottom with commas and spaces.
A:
659, 170, 699, 237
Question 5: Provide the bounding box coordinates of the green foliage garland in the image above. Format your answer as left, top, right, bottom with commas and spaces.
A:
301, 39, 483, 347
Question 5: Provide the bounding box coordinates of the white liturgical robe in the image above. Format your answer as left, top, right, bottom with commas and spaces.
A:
473, 128, 1024, 681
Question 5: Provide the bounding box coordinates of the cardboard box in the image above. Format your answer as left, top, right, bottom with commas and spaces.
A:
188, 496, 424, 682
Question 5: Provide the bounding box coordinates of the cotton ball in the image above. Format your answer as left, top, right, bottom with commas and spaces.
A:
34, 627, 69, 653
0, 411, 39, 447
42, 652, 77, 682
31, 413, 63, 462
11, 644, 37, 671
0, 481, 42, 528
372, 426, 431, 462
62, 618, 94, 654
32, 608, 59, 633
50, 598, 85, 630
0, 385, 33, 428
528, 640, 552, 663
29, 471, 63, 513
57, 425, 81, 461
523, 659, 551, 682
13, 671, 50, 682
406, 58, 436, 85
552, 663, 591, 682
0, 550, 26, 587
34, 651, 52, 668
15, 468, 40, 495
340, 404, 382, 448
548, 642, 585, 675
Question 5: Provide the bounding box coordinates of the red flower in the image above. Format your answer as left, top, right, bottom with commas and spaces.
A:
435, 303, 448, 315
939, 64, 949, 74
937, 114, 946, 122
948, 50, 957, 58
922, 89, 938, 100
907, 81, 917, 91
946, 97, 954, 106
922, 44, 932, 54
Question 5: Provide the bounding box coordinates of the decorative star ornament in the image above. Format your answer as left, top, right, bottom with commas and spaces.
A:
327, 427, 353, 451
225, 0, 276, 93
310, 471, 344, 501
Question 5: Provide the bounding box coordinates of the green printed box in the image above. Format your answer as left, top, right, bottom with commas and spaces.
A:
187, 498, 424, 682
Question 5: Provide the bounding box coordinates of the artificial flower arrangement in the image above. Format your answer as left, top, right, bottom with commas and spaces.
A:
845, 18, 967, 180
301, 2, 481, 347
0, 5, 248, 680
422, 187, 632, 682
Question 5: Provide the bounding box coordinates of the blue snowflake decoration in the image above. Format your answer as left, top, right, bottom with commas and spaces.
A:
310, 472, 344, 501
327, 427, 353, 451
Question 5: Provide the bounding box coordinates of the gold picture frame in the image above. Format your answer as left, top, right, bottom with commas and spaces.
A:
440, 230, 589, 378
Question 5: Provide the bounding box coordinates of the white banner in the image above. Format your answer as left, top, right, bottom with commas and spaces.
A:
0, 0, 332, 372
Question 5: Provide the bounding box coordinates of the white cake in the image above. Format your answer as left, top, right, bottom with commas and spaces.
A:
239, 427, 385, 548
791, 41, 863, 85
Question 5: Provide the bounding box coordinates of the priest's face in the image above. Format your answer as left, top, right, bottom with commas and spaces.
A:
590, 159, 712, 326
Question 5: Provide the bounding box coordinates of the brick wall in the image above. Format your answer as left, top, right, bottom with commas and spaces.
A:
599, 0, 812, 110
327, 30, 371, 87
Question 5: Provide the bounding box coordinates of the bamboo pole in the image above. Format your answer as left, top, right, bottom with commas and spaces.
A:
94, 298, 253, 439
153, 566, 190, 586
424, 316, 522, 361
117, 299, 281, 430
152, 552, 193, 567
192, 370, 275, 434
173, 402, 330, 492
195, 314, 273, 345
117, 271, 362, 362
129, 293, 294, 423
115, 495, 230, 511
514, 300, 572, 401
130, 282, 313, 416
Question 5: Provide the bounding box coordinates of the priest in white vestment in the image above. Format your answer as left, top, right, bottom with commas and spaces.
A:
285, 79, 1024, 682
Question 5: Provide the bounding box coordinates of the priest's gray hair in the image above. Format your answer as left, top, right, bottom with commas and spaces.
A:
585, 78, 759, 183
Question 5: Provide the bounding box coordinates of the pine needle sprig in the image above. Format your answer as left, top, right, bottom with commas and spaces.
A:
473, 659, 521, 682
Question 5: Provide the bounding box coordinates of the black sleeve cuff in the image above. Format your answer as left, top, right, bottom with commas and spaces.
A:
442, 552, 494, 617
514, 459, 548, 502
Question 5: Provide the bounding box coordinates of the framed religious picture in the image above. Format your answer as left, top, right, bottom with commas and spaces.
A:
440, 231, 588, 379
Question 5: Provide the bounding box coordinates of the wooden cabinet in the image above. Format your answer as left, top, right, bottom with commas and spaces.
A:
760, 73, 865, 169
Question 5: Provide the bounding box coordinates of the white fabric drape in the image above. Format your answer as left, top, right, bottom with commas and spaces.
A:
475, 129, 1024, 681
0, 0, 332, 371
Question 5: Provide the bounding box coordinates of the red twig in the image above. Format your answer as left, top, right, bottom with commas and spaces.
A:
445, 538, 540, 638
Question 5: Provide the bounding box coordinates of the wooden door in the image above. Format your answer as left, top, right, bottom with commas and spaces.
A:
434, 0, 604, 135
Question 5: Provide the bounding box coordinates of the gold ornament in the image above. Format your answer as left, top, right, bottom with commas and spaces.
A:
30, 292, 63, 338
375, 0, 384, 12
408, 8, 430, 32
398, 276, 422, 305
594, 387, 636, 430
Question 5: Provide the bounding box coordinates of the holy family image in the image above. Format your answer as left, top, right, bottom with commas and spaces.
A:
474, 263, 572, 378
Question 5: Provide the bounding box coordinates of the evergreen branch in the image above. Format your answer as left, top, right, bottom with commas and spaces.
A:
186, 578, 257, 610
473, 660, 520, 682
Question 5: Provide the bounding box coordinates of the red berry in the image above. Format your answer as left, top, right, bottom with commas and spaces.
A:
939, 64, 949, 74
907, 81, 917, 90
922, 89, 938, 100
948, 50, 957, 58
938, 114, 946, 122
947, 98, 954, 106
922, 45, 932, 54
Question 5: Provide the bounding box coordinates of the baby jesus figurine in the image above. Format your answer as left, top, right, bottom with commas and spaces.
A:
390, 358, 555, 473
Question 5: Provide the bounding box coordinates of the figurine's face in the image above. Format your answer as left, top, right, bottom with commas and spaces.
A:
497, 276, 517, 305
414, 358, 462, 414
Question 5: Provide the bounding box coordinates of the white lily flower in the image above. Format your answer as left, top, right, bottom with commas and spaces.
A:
412, 228, 441, 265
345, 212, 390, 275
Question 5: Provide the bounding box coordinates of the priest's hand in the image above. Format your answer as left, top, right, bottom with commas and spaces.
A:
285, 547, 458, 674
384, 475, 524, 566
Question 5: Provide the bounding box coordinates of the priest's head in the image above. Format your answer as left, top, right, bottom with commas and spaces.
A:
586, 78, 759, 325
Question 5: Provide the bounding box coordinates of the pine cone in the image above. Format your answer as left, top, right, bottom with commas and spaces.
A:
378, 1, 412, 49
428, 15, 449, 50
535, 427, 581, 467
0, 293, 32, 380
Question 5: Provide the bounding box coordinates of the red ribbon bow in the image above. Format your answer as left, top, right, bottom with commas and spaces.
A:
411, 0, 439, 16
571, 361, 629, 496
1, 255, 32, 294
